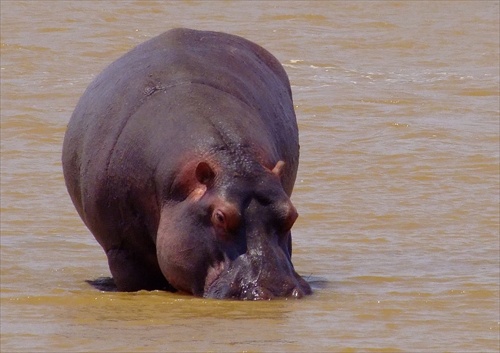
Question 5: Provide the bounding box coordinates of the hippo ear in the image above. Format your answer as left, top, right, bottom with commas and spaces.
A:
271, 160, 286, 177
195, 162, 215, 186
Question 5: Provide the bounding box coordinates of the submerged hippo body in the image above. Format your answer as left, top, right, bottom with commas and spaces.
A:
62, 28, 311, 299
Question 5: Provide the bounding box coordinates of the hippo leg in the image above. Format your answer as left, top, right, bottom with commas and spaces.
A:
106, 248, 173, 292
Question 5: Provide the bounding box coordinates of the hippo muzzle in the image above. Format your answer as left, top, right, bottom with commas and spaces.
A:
203, 231, 312, 300
204, 257, 311, 300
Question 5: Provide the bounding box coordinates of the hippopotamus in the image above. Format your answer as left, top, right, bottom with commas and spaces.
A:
62, 28, 311, 300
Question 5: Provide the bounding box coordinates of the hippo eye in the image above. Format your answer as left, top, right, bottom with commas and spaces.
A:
212, 210, 226, 228
211, 205, 240, 235
282, 205, 298, 232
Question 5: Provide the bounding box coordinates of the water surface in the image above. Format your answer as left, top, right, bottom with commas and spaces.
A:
1, 1, 499, 352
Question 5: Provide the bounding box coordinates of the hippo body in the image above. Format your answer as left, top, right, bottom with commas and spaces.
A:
62, 28, 311, 299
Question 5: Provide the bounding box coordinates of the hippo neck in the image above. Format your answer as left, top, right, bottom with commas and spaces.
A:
206, 142, 271, 179
201, 112, 279, 175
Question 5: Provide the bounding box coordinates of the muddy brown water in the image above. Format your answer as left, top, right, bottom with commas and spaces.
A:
1, 1, 499, 352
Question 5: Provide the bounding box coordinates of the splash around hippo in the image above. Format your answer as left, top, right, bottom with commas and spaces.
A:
62, 28, 312, 300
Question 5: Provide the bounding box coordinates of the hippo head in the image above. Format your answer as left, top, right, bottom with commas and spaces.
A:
156, 159, 312, 300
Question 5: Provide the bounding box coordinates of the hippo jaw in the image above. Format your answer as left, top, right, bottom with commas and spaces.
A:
203, 251, 312, 300
203, 271, 312, 300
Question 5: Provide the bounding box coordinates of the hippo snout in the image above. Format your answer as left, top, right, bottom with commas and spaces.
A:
203, 253, 312, 300
205, 276, 310, 300
241, 283, 309, 300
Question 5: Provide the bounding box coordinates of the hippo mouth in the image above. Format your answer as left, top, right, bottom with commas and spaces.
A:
203, 260, 227, 295
202, 256, 311, 300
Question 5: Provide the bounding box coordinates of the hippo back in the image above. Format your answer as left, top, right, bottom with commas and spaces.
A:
62, 28, 299, 251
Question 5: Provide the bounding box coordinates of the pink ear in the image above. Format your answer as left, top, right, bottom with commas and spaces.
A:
170, 160, 215, 201
271, 160, 285, 177
195, 162, 215, 186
